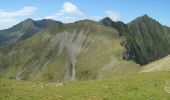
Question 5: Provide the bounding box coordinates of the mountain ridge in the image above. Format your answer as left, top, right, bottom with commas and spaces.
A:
0, 18, 62, 45
0, 15, 170, 81
0, 19, 139, 81
101, 14, 170, 65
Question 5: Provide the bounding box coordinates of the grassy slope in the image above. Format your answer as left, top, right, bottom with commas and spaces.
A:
1, 71, 170, 100
0, 20, 139, 81
141, 55, 170, 72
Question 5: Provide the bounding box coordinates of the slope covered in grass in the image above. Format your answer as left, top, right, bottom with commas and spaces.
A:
0, 20, 139, 81
140, 55, 170, 72
1, 71, 170, 100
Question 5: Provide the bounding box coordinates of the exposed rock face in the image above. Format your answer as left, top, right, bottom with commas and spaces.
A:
60, 28, 90, 81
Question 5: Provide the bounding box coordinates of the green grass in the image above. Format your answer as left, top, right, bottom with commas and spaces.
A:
1, 71, 170, 100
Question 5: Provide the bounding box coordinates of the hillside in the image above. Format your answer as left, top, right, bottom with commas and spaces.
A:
126, 15, 170, 65
1, 15, 170, 82
0, 19, 62, 45
0, 19, 139, 81
101, 15, 170, 65
140, 55, 170, 72
1, 72, 170, 100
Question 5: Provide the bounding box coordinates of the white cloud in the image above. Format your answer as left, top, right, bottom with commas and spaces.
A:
0, 7, 37, 18
105, 10, 120, 21
46, 2, 121, 23
0, 6, 37, 29
61, 2, 83, 16
45, 2, 84, 22
45, 2, 104, 23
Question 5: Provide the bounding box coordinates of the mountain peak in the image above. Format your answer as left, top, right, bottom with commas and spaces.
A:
137, 14, 156, 21
138, 14, 153, 20
102, 17, 112, 21
21, 18, 34, 27
129, 14, 157, 25
24, 18, 34, 22
100, 17, 114, 27
100, 17, 113, 23
141, 14, 149, 18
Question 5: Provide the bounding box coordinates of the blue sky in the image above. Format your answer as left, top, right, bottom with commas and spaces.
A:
0, 0, 169, 29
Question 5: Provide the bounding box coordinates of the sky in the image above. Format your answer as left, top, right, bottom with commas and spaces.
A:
0, 0, 169, 29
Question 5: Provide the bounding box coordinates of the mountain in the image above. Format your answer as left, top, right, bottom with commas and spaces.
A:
0, 19, 139, 81
100, 17, 128, 36
0, 18, 62, 45
101, 15, 170, 65
1, 15, 170, 82
126, 15, 170, 65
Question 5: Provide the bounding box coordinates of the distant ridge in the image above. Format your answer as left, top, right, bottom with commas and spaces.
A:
0, 18, 62, 45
